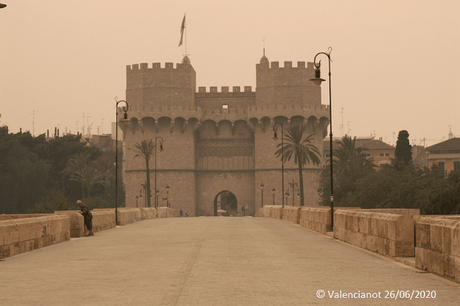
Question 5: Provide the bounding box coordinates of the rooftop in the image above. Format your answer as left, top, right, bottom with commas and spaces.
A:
426, 137, 460, 151
323, 137, 395, 151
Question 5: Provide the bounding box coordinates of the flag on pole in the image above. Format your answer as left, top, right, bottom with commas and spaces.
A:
178, 14, 186, 46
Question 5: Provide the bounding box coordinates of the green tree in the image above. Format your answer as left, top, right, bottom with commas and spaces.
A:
61, 153, 108, 199
0, 128, 52, 213
69, 163, 106, 198
47, 134, 101, 195
27, 189, 74, 213
94, 152, 116, 201
395, 130, 412, 169
132, 140, 156, 207
319, 135, 376, 207
274, 125, 321, 206
423, 167, 460, 215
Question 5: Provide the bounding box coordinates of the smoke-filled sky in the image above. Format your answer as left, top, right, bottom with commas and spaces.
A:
1, 0, 459, 146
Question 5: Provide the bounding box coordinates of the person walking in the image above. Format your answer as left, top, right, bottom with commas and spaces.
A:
77, 200, 94, 236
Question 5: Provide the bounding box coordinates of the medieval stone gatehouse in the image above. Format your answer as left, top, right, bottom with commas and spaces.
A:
121, 54, 329, 216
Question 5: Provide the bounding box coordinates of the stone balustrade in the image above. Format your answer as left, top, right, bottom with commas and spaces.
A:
156, 207, 175, 218
0, 214, 49, 221
0, 207, 175, 259
297, 207, 362, 234
116, 208, 143, 226
282, 206, 302, 224
334, 210, 415, 257
140, 207, 157, 220
56, 209, 116, 237
359, 209, 420, 217
260, 206, 417, 258
299, 207, 332, 234
0, 214, 70, 259
415, 216, 460, 282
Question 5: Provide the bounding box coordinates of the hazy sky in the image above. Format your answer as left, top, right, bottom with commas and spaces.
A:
1, 0, 459, 146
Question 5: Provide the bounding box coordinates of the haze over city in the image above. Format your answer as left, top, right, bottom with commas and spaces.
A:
1, 0, 459, 147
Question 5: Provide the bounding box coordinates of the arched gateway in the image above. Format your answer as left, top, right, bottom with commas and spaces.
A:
214, 191, 237, 216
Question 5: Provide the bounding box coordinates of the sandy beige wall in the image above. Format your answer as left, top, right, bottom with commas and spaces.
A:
415, 216, 460, 283
334, 210, 415, 258
0, 214, 70, 259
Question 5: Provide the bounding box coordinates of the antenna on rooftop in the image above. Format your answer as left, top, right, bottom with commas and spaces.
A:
32, 110, 37, 136
263, 37, 266, 57
340, 107, 344, 137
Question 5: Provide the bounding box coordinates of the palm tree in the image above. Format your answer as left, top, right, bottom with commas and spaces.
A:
322, 135, 376, 206
94, 154, 116, 201
69, 163, 106, 198
61, 153, 91, 179
131, 140, 155, 207
333, 135, 375, 178
274, 125, 321, 206
61, 153, 91, 199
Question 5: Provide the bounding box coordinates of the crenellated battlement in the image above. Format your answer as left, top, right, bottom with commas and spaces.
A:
257, 60, 315, 70
126, 61, 191, 72
126, 59, 196, 108
196, 86, 254, 94
256, 57, 321, 106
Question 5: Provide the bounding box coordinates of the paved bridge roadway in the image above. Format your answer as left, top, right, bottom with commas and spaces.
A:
1, 217, 459, 305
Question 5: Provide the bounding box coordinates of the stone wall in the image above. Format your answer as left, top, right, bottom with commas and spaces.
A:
117, 208, 143, 226
297, 207, 361, 234
56, 210, 116, 237
334, 210, 415, 257
140, 207, 157, 220
55, 210, 85, 237
157, 207, 175, 218
268, 205, 283, 219
359, 209, 420, 217
415, 216, 460, 283
282, 206, 302, 224
299, 207, 331, 234
0, 214, 70, 259
0, 214, 49, 221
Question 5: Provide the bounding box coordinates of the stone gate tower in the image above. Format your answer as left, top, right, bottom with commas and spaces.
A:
121, 54, 329, 216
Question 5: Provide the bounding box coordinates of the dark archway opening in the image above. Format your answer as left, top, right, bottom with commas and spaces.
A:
214, 191, 237, 216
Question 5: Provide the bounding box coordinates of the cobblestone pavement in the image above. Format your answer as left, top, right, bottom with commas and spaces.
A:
1, 217, 460, 305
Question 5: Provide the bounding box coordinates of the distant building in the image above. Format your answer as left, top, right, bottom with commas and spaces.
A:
412, 145, 428, 169
323, 136, 395, 169
426, 138, 460, 176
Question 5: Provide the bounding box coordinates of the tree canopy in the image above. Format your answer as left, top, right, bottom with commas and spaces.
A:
319, 133, 460, 214
395, 130, 412, 168
0, 126, 122, 214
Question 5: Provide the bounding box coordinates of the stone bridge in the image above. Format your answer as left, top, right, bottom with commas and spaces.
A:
1, 208, 460, 305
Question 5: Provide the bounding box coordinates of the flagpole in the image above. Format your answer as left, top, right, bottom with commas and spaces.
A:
184, 13, 187, 56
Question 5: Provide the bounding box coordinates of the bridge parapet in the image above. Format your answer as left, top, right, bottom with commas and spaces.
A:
334, 210, 415, 258
0, 214, 70, 259
415, 216, 460, 283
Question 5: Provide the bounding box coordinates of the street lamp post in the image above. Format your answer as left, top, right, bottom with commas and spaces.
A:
155, 190, 159, 208
166, 185, 170, 207
115, 98, 129, 226
154, 136, 164, 208
310, 47, 334, 231
260, 183, 264, 207
288, 180, 298, 206
272, 188, 276, 206
273, 123, 285, 208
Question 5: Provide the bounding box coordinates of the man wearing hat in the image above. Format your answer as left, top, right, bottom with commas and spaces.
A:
77, 200, 94, 236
